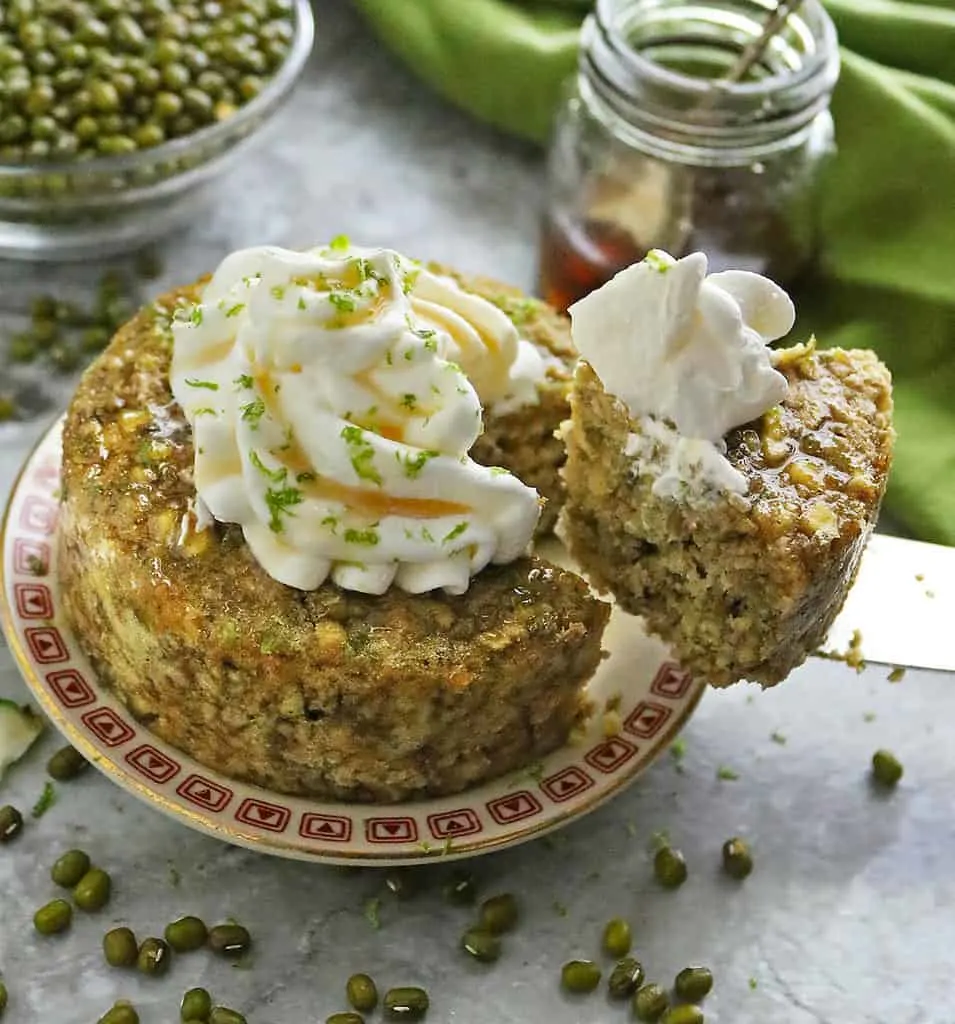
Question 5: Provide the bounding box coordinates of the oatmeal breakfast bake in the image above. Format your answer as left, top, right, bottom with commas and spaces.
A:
560, 250, 894, 688
58, 241, 608, 803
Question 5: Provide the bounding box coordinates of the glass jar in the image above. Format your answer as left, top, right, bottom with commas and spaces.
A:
539, 0, 840, 311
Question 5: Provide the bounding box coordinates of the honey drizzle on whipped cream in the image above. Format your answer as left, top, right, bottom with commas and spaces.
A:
177, 336, 234, 372
266, 433, 470, 521
195, 354, 459, 517
169, 240, 544, 595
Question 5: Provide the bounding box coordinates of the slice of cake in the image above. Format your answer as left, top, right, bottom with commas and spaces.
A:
560, 250, 894, 687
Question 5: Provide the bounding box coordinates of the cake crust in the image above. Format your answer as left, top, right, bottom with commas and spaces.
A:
561, 343, 893, 687
59, 280, 607, 803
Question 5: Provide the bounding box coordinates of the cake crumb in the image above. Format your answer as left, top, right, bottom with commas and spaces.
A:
603, 709, 622, 736
770, 730, 787, 745
846, 629, 866, 670
363, 896, 382, 931
649, 830, 670, 852
818, 628, 866, 672
716, 765, 740, 781
26, 554, 48, 576
888, 666, 906, 683
568, 725, 588, 747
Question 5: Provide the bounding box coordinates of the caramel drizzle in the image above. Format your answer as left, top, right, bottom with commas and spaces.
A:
281, 435, 469, 520
198, 430, 469, 521
178, 337, 234, 372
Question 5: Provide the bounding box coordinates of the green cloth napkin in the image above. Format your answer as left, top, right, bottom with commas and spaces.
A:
355, 0, 955, 545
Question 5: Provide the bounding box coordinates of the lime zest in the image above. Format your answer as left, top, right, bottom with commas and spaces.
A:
265, 482, 303, 534
329, 291, 357, 314
402, 268, 421, 294
240, 398, 266, 427
32, 781, 56, 819
398, 450, 439, 479
341, 426, 382, 486
443, 521, 468, 544
249, 450, 286, 483
344, 528, 380, 547
644, 249, 673, 273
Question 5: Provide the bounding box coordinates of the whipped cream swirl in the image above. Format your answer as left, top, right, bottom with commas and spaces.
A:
569, 249, 795, 497
170, 242, 541, 595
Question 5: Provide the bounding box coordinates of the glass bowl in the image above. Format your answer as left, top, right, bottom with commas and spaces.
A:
0, 0, 314, 262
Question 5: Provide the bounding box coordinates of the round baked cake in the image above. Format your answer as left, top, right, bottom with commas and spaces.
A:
58, 245, 609, 803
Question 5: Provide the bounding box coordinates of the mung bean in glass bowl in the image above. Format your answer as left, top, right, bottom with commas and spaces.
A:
0, 0, 314, 260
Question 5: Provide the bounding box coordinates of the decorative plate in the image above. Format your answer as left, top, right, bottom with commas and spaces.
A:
0, 419, 705, 865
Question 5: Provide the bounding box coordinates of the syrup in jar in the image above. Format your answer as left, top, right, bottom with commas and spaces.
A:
539, 0, 840, 312
539, 216, 645, 313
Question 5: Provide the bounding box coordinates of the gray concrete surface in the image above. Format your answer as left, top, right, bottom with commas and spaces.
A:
1, 3, 952, 1022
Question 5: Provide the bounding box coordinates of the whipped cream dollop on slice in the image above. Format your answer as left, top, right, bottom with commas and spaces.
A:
569, 249, 795, 497
170, 242, 541, 595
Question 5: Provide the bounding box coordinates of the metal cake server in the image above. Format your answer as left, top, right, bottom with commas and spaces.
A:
823, 534, 955, 673
544, 532, 954, 674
